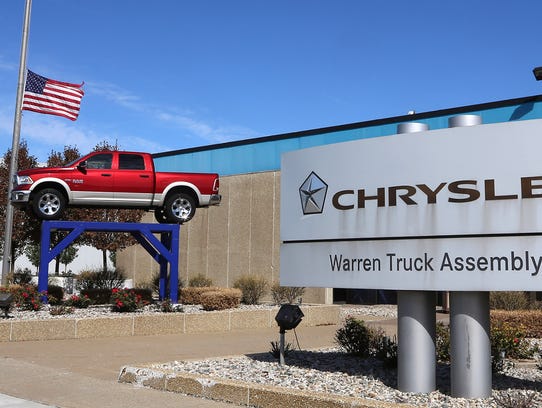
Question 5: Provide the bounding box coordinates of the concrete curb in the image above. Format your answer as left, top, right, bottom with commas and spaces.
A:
118, 365, 416, 408
0, 304, 340, 342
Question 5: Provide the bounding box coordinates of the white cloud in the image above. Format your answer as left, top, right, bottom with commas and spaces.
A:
20, 114, 97, 157
156, 111, 257, 144
87, 79, 258, 145
85, 80, 144, 111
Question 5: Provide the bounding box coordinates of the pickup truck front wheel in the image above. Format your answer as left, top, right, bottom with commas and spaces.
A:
31, 188, 66, 220
164, 192, 196, 224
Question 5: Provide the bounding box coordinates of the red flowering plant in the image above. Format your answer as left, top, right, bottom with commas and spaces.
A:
1, 284, 47, 311
490, 321, 535, 360
16, 285, 47, 311
64, 294, 91, 309
110, 288, 148, 313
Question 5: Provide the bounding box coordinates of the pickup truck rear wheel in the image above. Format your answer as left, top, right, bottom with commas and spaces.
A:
164, 192, 196, 224
31, 188, 66, 220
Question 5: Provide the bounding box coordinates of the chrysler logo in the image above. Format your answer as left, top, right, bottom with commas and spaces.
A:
299, 172, 328, 214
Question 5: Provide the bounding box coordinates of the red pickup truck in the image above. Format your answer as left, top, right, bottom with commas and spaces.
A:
11, 151, 221, 224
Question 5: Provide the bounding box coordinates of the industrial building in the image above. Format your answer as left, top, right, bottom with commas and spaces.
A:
117, 94, 542, 304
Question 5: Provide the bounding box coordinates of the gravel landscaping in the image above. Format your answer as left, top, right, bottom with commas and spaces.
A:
149, 305, 542, 408
6, 304, 542, 407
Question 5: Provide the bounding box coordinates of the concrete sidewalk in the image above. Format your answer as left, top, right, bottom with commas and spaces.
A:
0, 323, 341, 408
0, 393, 53, 407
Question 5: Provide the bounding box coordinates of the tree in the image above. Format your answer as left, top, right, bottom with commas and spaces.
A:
23, 242, 40, 272
23, 241, 79, 275
46, 145, 80, 167
82, 208, 143, 272
0, 141, 40, 273
59, 245, 78, 274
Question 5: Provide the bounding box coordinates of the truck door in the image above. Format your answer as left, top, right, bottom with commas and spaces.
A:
115, 153, 154, 205
71, 152, 117, 204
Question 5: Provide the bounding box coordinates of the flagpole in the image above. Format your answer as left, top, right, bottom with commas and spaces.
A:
1, 0, 32, 285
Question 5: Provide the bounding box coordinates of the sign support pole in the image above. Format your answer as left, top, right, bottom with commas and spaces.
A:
448, 114, 492, 398
450, 291, 491, 398
397, 291, 436, 392
396, 122, 436, 394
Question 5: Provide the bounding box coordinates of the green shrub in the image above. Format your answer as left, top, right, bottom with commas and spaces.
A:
1, 284, 31, 306
160, 299, 183, 313
19, 286, 46, 311
1, 284, 46, 311
47, 285, 64, 305
80, 288, 112, 304
373, 333, 398, 368
8, 268, 33, 285
433, 318, 538, 372
49, 305, 74, 316
335, 317, 397, 367
490, 291, 531, 311
200, 288, 241, 311
64, 294, 91, 308
132, 288, 153, 303
436, 321, 450, 362
188, 273, 213, 287
269, 340, 295, 359
76, 269, 125, 291
233, 275, 268, 305
335, 317, 374, 357
110, 288, 149, 313
270, 283, 305, 304
491, 310, 542, 338
491, 321, 536, 360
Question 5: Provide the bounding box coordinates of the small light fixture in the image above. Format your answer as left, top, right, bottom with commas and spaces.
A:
274, 304, 304, 365
533, 67, 542, 81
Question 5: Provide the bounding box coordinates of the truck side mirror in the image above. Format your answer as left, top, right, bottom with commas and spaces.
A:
77, 161, 87, 171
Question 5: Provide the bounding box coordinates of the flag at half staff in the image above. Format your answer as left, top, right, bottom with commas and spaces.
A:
22, 70, 84, 121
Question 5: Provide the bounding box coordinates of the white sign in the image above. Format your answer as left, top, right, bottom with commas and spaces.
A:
280, 119, 542, 291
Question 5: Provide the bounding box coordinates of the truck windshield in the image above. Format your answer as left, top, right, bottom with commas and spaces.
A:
66, 157, 83, 167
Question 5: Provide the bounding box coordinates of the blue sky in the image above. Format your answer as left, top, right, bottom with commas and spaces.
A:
1, 1, 542, 162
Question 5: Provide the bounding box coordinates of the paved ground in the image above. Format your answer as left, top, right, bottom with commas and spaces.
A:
0, 322, 346, 407
0, 393, 53, 407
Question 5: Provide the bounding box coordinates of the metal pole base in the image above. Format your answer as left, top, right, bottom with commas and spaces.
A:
450, 292, 491, 398
397, 291, 436, 393
279, 331, 285, 366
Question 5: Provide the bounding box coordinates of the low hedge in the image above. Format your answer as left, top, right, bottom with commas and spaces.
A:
179, 286, 219, 305
80, 288, 112, 304
491, 310, 542, 338
81, 288, 153, 305
200, 288, 242, 311
132, 288, 153, 303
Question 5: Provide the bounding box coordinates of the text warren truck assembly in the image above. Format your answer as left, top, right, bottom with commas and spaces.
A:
10, 151, 221, 224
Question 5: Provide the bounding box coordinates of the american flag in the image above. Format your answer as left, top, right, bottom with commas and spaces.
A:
22, 70, 84, 121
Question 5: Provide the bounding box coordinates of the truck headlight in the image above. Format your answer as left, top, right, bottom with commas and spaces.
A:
15, 175, 33, 185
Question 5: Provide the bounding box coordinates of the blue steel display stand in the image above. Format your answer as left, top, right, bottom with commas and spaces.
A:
39, 221, 180, 302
